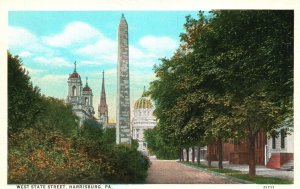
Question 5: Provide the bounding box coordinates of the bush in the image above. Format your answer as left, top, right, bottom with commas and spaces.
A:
8, 128, 150, 184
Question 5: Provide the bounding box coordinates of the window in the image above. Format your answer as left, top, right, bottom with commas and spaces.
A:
72, 86, 76, 96
272, 136, 276, 149
136, 129, 140, 139
281, 129, 286, 149
85, 97, 89, 105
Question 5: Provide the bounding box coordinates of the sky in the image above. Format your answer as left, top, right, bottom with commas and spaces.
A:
8, 11, 199, 122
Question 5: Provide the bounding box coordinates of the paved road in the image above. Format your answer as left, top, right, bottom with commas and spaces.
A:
146, 160, 238, 184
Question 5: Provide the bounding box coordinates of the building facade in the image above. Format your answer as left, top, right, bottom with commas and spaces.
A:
266, 122, 294, 169
66, 62, 95, 125
206, 131, 267, 165
132, 88, 156, 154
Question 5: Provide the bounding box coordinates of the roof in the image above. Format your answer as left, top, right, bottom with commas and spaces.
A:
69, 72, 80, 79
134, 97, 153, 109
83, 85, 92, 92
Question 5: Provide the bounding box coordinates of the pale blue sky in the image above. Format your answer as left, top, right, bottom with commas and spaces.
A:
8, 11, 199, 122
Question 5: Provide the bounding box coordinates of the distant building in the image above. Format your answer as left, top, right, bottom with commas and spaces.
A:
266, 120, 294, 170
66, 62, 95, 125
132, 87, 156, 153
207, 131, 267, 165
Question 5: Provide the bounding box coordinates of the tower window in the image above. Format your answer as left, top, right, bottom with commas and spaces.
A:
85, 97, 89, 105
72, 86, 76, 96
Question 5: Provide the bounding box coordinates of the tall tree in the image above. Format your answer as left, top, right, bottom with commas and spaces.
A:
180, 10, 293, 177
150, 10, 293, 178
8, 52, 43, 134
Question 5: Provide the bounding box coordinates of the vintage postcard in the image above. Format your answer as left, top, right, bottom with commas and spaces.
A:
1, 0, 298, 189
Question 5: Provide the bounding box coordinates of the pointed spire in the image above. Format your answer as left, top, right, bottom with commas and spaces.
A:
86, 77, 88, 86
120, 13, 127, 25
99, 70, 108, 117
101, 70, 105, 93
142, 86, 147, 97
74, 61, 77, 72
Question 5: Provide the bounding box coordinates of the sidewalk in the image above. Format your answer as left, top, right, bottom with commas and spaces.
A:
193, 160, 293, 180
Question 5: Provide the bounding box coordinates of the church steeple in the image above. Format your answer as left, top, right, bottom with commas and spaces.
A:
98, 70, 108, 125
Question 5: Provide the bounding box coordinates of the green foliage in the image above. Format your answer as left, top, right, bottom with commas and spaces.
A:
229, 174, 293, 184
36, 96, 79, 137
80, 119, 103, 141
8, 52, 43, 133
144, 128, 178, 159
101, 128, 116, 145
7, 52, 150, 184
149, 10, 293, 176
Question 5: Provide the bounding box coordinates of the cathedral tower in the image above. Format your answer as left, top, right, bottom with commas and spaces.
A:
67, 62, 94, 125
116, 14, 131, 144
82, 77, 94, 115
67, 61, 82, 104
98, 70, 108, 126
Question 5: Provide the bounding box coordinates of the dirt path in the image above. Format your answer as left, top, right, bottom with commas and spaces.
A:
146, 160, 238, 184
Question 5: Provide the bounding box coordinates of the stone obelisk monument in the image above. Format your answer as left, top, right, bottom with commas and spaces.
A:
116, 14, 131, 144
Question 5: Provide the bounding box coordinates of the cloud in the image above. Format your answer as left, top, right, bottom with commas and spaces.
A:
75, 38, 117, 63
8, 26, 53, 56
19, 51, 32, 57
139, 35, 178, 54
24, 67, 44, 74
42, 21, 101, 48
40, 74, 68, 82
34, 56, 72, 67
8, 26, 38, 48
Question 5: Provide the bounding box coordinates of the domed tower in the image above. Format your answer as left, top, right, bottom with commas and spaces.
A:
132, 87, 156, 154
67, 61, 82, 106
82, 77, 95, 116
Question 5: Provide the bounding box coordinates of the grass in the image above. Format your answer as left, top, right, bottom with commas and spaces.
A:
181, 161, 293, 184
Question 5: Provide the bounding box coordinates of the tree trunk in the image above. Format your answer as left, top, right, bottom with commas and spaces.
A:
197, 145, 201, 165
217, 137, 223, 169
248, 133, 256, 178
208, 143, 212, 168
186, 147, 189, 162
192, 146, 195, 163
179, 148, 182, 161
181, 148, 184, 161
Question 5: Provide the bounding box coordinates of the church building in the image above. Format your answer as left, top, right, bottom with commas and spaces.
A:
66, 62, 95, 125
98, 70, 109, 127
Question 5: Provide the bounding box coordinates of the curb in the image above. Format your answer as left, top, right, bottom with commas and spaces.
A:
178, 161, 255, 184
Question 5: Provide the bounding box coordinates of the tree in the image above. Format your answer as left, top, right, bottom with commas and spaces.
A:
149, 10, 293, 178
8, 52, 43, 134
36, 96, 79, 137
144, 127, 178, 159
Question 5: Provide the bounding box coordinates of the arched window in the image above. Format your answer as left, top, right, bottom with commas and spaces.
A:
85, 97, 89, 105
72, 86, 76, 96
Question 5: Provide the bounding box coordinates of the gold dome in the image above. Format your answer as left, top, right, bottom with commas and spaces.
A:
134, 87, 153, 109
134, 97, 153, 109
